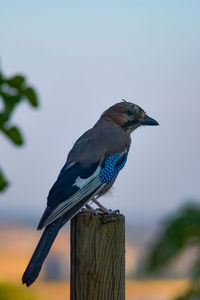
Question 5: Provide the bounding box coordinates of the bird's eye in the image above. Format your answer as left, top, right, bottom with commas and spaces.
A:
126, 109, 134, 116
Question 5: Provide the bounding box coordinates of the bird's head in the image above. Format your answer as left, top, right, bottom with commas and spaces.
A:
101, 100, 159, 133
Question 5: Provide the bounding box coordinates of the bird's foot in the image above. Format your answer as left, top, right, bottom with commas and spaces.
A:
101, 208, 120, 215
91, 198, 120, 215
85, 203, 93, 211
84, 204, 100, 215
92, 207, 120, 215
83, 205, 119, 215
97, 208, 121, 224
109, 208, 120, 214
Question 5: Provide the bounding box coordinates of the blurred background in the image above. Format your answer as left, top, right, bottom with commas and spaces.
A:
0, 1, 200, 299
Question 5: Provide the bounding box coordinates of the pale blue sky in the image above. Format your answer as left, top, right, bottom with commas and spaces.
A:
0, 1, 200, 225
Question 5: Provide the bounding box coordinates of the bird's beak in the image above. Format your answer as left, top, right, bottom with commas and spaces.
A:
141, 115, 159, 126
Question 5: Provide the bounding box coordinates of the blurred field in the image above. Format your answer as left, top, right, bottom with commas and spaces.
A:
12, 279, 189, 300
0, 225, 189, 300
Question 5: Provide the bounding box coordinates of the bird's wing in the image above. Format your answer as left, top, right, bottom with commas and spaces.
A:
38, 160, 105, 229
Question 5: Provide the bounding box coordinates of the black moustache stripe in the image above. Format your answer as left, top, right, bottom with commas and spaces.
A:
123, 119, 139, 128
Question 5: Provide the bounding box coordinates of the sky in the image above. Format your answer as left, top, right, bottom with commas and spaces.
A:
0, 0, 200, 226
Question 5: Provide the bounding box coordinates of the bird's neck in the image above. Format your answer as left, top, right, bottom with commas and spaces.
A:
95, 117, 131, 146
96, 117, 133, 135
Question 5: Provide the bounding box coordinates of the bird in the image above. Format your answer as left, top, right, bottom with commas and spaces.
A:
22, 100, 159, 286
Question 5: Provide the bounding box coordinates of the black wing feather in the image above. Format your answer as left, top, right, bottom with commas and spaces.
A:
37, 160, 100, 230
47, 161, 99, 208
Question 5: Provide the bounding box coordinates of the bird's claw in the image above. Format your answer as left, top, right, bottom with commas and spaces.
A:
82, 204, 120, 216
95, 208, 120, 215
106, 208, 120, 215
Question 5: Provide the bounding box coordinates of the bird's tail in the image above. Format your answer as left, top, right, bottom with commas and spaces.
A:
22, 216, 64, 287
22, 194, 96, 286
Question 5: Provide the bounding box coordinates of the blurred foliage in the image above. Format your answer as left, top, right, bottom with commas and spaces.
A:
145, 202, 200, 300
0, 282, 38, 300
175, 284, 200, 300
0, 169, 8, 191
0, 69, 39, 192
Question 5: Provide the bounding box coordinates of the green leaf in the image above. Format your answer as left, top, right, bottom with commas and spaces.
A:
0, 112, 9, 128
2, 126, 24, 145
23, 87, 39, 107
6, 75, 25, 88
0, 169, 9, 192
0, 72, 4, 84
0, 94, 21, 117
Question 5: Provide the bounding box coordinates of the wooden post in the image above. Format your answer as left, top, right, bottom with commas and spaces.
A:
70, 211, 125, 300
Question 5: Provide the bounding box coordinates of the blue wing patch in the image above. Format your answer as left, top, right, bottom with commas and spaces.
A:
100, 149, 129, 183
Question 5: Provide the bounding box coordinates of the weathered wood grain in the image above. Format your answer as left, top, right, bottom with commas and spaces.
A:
70, 211, 125, 300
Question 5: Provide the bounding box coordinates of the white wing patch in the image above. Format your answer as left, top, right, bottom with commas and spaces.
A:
72, 165, 101, 189
42, 165, 105, 228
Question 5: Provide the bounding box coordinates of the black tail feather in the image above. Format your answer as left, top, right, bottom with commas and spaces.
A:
22, 189, 101, 287
22, 217, 64, 287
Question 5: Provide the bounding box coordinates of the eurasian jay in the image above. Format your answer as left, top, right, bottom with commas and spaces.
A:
22, 100, 159, 286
